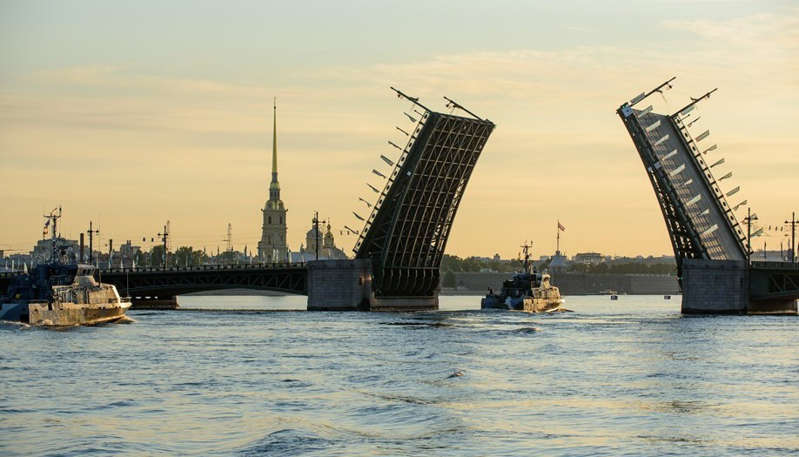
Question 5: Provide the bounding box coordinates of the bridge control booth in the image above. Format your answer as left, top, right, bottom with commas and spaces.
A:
618, 77, 798, 314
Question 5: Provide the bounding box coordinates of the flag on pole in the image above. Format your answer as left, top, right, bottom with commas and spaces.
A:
558, 221, 566, 232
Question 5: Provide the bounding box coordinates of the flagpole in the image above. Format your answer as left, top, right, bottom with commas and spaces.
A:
556, 220, 560, 253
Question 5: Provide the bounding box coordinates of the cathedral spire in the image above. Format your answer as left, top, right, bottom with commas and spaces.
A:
269, 97, 280, 201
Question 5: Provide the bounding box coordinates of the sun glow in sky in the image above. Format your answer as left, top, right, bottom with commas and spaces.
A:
1, 0, 797, 258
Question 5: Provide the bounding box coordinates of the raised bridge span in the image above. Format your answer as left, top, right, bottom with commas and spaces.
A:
618, 77, 798, 314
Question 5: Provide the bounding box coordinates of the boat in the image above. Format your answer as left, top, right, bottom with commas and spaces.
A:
600, 289, 619, 300
0, 208, 132, 327
481, 242, 566, 312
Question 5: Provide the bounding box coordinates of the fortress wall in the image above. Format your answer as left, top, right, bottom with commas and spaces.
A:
444, 271, 679, 295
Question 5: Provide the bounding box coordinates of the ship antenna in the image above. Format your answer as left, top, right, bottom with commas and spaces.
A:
520, 241, 533, 274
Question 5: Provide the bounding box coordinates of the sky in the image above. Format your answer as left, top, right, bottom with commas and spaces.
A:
1, 0, 797, 259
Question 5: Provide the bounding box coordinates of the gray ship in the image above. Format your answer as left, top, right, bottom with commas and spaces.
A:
481, 242, 565, 312
0, 208, 131, 327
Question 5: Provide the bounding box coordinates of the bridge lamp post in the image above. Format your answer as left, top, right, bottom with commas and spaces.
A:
744, 207, 759, 264
786, 211, 797, 263
312, 211, 327, 261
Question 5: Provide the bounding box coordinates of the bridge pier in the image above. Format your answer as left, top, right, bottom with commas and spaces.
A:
682, 259, 798, 314
368, 296, 438, 312
307, 259, 374, 311
306, 259, 438, 311
682, 259, 749, 314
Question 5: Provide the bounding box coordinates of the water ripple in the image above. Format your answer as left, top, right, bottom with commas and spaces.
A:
1, 295, 797, 456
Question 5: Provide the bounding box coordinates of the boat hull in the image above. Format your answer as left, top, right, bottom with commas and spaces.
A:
28, 301, 132, 326
522, 297, 564, 313
0, 302, 29, 322
481, 295, 522, 310
1, 301, 131, 326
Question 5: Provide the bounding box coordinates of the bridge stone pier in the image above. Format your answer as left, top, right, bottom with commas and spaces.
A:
306, 259, 439, 311
307, 259, 373, 311
681, 259, 748, 314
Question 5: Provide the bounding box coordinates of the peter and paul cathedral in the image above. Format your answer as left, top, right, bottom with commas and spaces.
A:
258, 99, 288, 262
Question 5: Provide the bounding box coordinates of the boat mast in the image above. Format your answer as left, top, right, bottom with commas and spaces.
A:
44, 206, 62, 263
520, 241, 533, 274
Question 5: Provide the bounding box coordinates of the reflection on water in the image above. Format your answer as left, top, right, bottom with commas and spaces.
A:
1, 295, 797, 456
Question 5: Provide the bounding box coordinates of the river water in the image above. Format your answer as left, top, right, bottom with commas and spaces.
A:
1, 295, 797, 456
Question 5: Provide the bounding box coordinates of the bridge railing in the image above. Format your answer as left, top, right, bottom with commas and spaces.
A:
751, 261, 799, 271
99, 262, 307, 274
671, 114, 747, 250
353, 107, 431, 255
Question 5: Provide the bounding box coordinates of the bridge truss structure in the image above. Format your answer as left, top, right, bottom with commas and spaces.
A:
354, 90, 495, 298
100, 263, 307, 300
619, 78, 798, 312
617, 77, 747, 278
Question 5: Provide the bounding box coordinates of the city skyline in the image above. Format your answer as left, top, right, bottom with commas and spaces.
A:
1, 1, 797, 259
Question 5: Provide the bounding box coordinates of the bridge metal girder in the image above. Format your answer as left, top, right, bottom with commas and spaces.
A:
618, 81, 749, 279
749, 262, 799, 301
355, 111, 495, 297
618, 104, 708, 278
99, 265, 307, 297
669, 115, 748, 259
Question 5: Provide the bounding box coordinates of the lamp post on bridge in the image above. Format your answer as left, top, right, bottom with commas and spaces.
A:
158, 222, 169, 271
86, 221, 99, 264
786, 211, 796, 263
312, 211, 326, 261
743, 207, 759, 264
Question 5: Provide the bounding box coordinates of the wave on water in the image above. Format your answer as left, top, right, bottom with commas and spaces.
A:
0, 319, 33, 329
239, 429, 339, 456
512, 326, 540, 334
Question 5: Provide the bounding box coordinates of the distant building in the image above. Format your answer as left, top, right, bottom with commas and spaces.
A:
573, 252, 603, 264
292, 221, 348, 262
257, 100, 289, 263
548, 250, 569, 272
118, 240, 142, 268
32, 237, 79, 265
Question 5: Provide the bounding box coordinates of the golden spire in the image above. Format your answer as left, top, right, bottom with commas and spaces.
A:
269, 97, 280, 201
272, 97, 277, 180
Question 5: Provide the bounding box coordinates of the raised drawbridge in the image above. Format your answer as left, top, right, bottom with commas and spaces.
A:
343, 89, 495, 309
618, 77, 797, 314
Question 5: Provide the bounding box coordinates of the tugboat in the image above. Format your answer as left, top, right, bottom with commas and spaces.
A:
481, 242, 566, 312
0, 208, 132, 327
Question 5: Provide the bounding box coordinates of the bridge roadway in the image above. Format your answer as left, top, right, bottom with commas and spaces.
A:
101, 263, 308, 307
0, 263, 308, 309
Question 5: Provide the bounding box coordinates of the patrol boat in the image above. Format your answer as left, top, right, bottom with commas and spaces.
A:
0, 208, 131, 326
481, 242, 566, 312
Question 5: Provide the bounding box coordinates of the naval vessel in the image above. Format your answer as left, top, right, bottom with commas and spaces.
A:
0, 208, 131, 327
481, 242, 566, 312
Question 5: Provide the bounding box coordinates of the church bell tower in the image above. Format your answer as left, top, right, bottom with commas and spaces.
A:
258, 98, 288, 262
